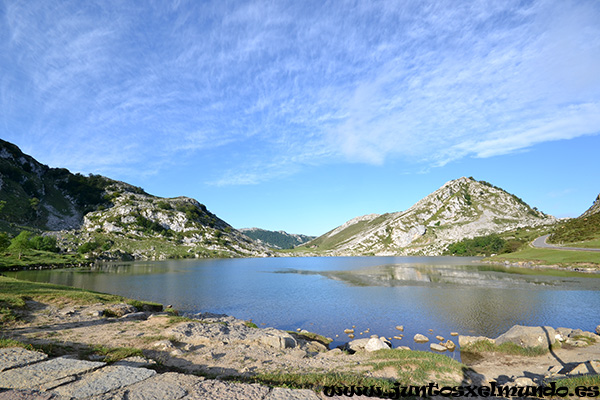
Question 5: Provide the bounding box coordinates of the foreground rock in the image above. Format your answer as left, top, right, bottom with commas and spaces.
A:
0, 349, 322, 400
0, 347, 48, 372
495, 325, 556, 348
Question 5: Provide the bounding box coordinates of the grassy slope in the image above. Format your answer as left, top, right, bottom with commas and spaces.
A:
0, 275, 162, 327
0, 250, 87, 271
492, 247, 600, 265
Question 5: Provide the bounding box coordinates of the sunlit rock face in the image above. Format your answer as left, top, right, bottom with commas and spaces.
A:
305, 177, 556, 256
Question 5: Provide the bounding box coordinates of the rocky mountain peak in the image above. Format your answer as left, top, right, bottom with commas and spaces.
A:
305, 177, 556, 256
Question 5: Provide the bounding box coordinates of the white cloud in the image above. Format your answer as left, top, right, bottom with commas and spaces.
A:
1, 0, 599, 183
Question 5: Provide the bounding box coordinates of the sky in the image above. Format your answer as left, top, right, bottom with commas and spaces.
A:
1, 0, 599, 236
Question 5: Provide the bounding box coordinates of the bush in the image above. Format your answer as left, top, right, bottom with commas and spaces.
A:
447, 234, 506, 256
29, 236, 59, 252
156, 201, 172, 210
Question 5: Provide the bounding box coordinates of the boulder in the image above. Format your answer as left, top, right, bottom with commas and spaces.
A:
495, 325, 555, 348
339, 338, 370, 353
119, 312, 148, 321
259, 333, 296, 350
413, 334, 429, 343
365, 338, 391, 352
104, 304, 137, 317
444, 340, 456, 351
596, 325, 600, 336
395, 325, 404, 332
513, 377, 535, 387
568, 361, 600, 376
430, 343, 446, 352
458, 335, 495, 347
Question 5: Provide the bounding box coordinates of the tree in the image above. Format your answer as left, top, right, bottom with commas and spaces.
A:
8, 231, 33, 259
0, 232, 10, 251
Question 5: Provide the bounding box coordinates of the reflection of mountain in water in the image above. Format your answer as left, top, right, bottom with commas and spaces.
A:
276, 263, 599, 290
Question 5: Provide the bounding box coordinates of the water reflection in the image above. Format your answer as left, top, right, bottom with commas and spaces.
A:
278, 263, 599, 290
6, 257, 600, 350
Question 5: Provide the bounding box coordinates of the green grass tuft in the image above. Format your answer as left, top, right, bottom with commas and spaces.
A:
460, 340, 549, 356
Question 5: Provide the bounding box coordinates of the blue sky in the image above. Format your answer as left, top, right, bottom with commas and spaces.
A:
1, 0, 599, 236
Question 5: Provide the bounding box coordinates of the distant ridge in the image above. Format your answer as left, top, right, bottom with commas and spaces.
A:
301, 177, 556, 256
239, 227, 315, 249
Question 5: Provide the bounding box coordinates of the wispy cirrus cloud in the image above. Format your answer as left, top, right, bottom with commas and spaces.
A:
0, 0, 598, 184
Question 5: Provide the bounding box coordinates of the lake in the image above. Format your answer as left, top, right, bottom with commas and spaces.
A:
7, 256, 600, 352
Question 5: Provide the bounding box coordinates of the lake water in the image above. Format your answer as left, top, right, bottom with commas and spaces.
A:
7, 256, 600, 352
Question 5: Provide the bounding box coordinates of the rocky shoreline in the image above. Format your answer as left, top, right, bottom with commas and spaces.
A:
482, 258, 600, 274
2, 294, 600, 399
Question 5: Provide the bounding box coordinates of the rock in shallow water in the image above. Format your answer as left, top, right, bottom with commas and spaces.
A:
413, 334, 429, 343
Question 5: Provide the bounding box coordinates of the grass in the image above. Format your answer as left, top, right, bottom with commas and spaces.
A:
368, 349, 466, 386
244, 320, 258, 328
492, 247, 600, 265
460, 340, 549, 356
0, 249, 88, 271
558, 238, 600, 249
83, 344, 144, 363
547, 375, 600, 398
251, 371, 399, 392
0, 275, 161, 328
548, 212, 600, 245
250, 349, 466, 392
0, 337, 37, 351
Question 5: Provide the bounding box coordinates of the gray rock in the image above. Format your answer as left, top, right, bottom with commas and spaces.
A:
565, 338, 590, 347
0, 389, 58, 400
495, 325, 555, 348
413, 334, 429, 343
186, 379, 270, 400
340, 338, 370, 353
555, 327, 573, 341
570, 330, 598, 340
513, 377, 535, 387
119, 312, 148, 321
259, 333, 297, 349
430, 343, 446, 352
0, 348, 48, 372
51, 365, 156, 398
265, 387, 321, 400
91, 372, 200, 400
364, 338, 391, 352
596, 325, 600, 336
0, 357, 104, 390
568, 361, 600, 376
458, 335, 495, 347
104, 304, 137, 317
113, 356, 157, 368
444, 340, 456, 351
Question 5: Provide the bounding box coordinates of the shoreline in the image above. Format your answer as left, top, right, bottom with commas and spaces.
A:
2, 274, 600, 396
481, 258, 600, 274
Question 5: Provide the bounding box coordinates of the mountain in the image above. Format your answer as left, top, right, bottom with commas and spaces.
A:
547, 192, 600, 245
0, 139, 270, 259
239, 228, 315, 249
302, 177, 556, 256
580, 193, 600, 218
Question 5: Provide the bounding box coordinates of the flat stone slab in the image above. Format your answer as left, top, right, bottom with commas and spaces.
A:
0, 357, 105, 390
0, 348, 48, 372
182, 379, 270, 399
0, 389, 60, 400
51, 365, 156, 398
91, 372, 199, 400
265, 387, 321, 400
